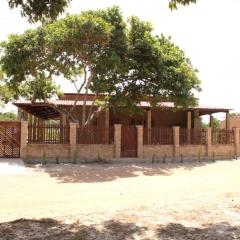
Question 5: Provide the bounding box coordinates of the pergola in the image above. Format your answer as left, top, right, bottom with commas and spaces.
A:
13, 100, 232, 129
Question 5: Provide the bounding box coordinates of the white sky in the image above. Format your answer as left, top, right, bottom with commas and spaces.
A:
0, 0, 240, 119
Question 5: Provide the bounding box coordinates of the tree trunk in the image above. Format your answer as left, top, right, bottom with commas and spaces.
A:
81, 74, 93, 126
66, 67, 88, 123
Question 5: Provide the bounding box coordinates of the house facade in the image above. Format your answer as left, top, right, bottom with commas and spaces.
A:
14, 93, 231, 130
6, 93, 236, 162
220, 115, 240, 129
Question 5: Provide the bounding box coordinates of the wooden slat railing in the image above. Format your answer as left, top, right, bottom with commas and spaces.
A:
143, 127, 173, 145
76, 126, 114, 144
212, 129, 234, 145
28, 124, 70, 144
180, 128, 207, 145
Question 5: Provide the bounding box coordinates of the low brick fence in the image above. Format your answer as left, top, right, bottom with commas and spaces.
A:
19, 121, 240, 163
24, 144, 114, 164
140, 127, 238, 160
25, 144, 71, 163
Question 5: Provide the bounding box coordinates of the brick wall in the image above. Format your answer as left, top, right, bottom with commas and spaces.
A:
220, 115, 240, 129
24, 144, 71, 163
211, 144, 235, 156
76, 144, 114, 162
143, 144, 236, 159
20, 121, 240, 164
179, 145, 207, 156
143, 145, 174, 158
23, 144, 114, 163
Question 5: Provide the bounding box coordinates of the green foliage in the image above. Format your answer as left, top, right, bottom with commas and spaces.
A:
200, 120, 208, 129
201, 117, 221, 129
103, 15, 200, 112
211, 118, 221, 129
7, 0, 198, 23
0, 6, 201, 124
8, 0, 70, 23
0, 68, 13, 105
230, 112, 240, 117
169, 0, 197, 10
45, 10, 112, 79
0, 84, 13, 103
0, 112, 17, 121
0, 28, 61, 101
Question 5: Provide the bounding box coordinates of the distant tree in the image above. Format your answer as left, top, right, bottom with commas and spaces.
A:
230, 112, 240, 117
201, 117, 221, 129
0, 112, 16, 121
211, 118, 221, 129
7, 0, 197, 23
1, 7, 201, 125
200, 119, 208, 129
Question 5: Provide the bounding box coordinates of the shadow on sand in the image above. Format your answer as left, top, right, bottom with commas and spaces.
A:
26, 160, 217, 183
0, 218, 239, 240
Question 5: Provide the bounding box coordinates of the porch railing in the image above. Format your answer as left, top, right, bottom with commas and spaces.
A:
28, 124, 70, 144
76, 126, 114, 144
143, 127, 173, 145
212, 129, 234, 145
180, 128, 207, 145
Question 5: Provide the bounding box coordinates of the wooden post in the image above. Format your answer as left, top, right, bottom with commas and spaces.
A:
207, 127, 212, 157
226, 112, 230, 129
20, 121, 28, 159
32, 115, 36, 142
173, 126, 180, 157
194, 110, 200, 129
21, 110, 28, 121
105, 108, 110, 144
114, 124, 121, 158
187, 111, 191, 144
147, 109, 152, 144
136, 125, 143, 158
210, 115, 214, 128
70, 123, 77, 162
60, 113, 67, 143
61, 113, 67, 126
233, 127, 239, 156
17, 108, 22, 121
38, 118, 44, 142
29, 114, 33, 125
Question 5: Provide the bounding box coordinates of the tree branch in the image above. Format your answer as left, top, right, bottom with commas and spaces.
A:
85, 93, 98, 126
82, 71, 93, 125
66, 67, 88, 122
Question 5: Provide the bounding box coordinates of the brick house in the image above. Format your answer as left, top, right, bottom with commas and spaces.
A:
6, 93, 237, 162
220, 115, 240, 129
14, 93, 231, 130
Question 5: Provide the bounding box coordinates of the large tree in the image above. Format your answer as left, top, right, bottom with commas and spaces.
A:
0, 28, 60, 102
0, 7, 201, 125
7, 0, 197, 23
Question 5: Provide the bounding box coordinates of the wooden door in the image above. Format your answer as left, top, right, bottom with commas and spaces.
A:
121, 125, 137, 157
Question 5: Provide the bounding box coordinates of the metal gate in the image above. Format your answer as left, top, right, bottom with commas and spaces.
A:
121, 125, 137, 158
0, 122, 21, 158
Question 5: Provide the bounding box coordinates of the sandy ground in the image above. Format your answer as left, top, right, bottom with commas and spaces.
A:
0, 159, 27, 175
1, 159, 240, 239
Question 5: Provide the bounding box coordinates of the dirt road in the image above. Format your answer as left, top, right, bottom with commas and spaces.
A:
1, 160, 240, 239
